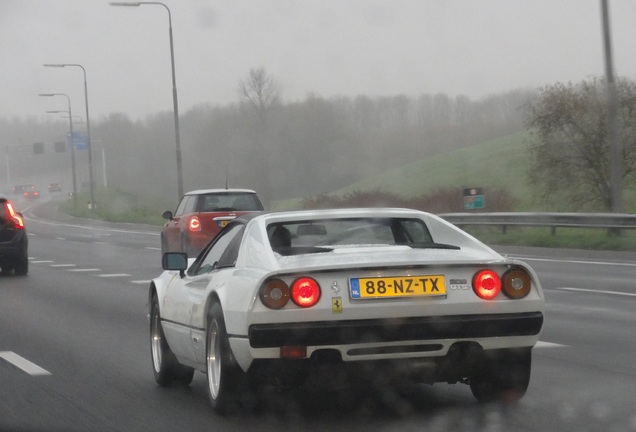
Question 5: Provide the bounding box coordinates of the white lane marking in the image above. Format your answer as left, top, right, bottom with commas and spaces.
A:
131, 280, 151, 285
56, 237, 66, 240
92, 241, 108, 245
68, 268, 101, 272
557, 287, 636, 298
98, 273, 132, 278
145, 247, 161, 251
31, 260, 54, 264
535, 341, 568, 349
22, 213, 159, 237
0, 351, 51, 376
50, 264, 76, 268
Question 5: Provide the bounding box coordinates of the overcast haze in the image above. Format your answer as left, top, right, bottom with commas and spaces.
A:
2, 0, 636, 121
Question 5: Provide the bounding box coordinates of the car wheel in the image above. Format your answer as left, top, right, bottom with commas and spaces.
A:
150, 295, 194, 386
469, 348, 531, 403
14, 253, 28, 276
206, 302, 245, 414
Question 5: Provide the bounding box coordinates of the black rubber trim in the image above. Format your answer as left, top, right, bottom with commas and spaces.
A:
248, 312, 544, 349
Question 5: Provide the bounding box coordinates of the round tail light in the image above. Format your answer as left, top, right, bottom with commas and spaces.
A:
291, 277, 321, 308
473, 269, 501, 300
259, 279, 290, 309
502, 268, 532, 299
188, 216, 201, 232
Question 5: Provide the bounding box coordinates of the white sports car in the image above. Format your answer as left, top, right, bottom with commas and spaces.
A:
148, 208, 544, 413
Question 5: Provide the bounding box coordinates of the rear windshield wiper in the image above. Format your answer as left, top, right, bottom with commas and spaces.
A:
407, 242, 461, 250
273, 246, 333, 256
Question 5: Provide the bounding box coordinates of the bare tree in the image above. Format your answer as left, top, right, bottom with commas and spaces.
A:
237, 67, 281, 126
236, 67, 282, 205
525, 78, 636, 211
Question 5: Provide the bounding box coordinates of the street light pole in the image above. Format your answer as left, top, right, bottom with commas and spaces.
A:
44, 63, 96, 210
600, 0, 623, 213
110, 1, 184, 199
40, 93, 78, 209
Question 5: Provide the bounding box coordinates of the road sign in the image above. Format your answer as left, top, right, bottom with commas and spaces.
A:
66, 131, 88, 150
463, 188, 485, 210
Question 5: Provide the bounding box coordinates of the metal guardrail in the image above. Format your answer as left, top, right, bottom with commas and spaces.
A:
438, 212, 636, 233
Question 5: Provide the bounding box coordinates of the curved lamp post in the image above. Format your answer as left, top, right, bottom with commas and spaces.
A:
44, 64, 96, 210
110, 1, 184, 199
40, 93, 78, 208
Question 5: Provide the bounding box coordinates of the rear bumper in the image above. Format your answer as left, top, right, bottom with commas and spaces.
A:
248, 312, 544, 349
0, 231, 27, 258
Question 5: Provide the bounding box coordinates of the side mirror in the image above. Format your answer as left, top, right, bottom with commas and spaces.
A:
162, 252, 188, 277
162, 210, 174, 220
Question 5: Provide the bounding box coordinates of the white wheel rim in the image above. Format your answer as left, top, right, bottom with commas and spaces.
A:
151, 309, 162, 373
207, 320, 221, 399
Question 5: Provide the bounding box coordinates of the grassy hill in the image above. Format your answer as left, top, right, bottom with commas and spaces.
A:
275, 131, 538, 211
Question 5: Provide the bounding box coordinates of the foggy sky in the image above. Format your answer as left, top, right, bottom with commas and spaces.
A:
2, 0, 636, 121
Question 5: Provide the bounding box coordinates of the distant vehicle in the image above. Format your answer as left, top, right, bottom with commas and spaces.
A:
149, 208, 545, 413
11, 185, 24, 195
23, 184, 40, 199
48, 183, 62, 193
161, 189, 264, 257
0, 196, 28, 275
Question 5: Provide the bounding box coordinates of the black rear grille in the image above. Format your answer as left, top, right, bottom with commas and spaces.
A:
248, 312, 544, 349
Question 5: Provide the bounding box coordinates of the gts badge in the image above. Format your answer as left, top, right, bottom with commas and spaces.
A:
449, 279, 469, 290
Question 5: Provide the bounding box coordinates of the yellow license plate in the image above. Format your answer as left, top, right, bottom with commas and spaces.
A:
350, 275, 446, 299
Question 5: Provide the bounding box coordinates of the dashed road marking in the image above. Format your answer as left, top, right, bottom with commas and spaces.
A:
0, 351, 51, 376
557, 287, 636, 298
98, 273, 132, 278
131, 280, 151, 285
50, 264, 76, 268
68, 268, 101, 272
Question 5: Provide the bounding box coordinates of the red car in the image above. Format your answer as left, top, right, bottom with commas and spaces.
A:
161, 189, 264, 257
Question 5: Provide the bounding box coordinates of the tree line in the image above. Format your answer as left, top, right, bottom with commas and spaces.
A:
92, 69, 533, 207
3, 69, 634, 212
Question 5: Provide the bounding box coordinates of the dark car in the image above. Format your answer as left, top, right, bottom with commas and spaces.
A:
23, 184, 40, 199
161, 189, 264, 257
48, 183, 62, 192
0, 196, 28, 275
11, 185, 24, 195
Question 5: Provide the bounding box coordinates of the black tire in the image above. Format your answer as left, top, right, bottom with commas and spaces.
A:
206, 302, 245, 414
470, 348, 531, 403
150, 295, 194, 386
14, 256, 28, 276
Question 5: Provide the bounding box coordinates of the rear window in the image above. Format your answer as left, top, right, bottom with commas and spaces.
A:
267, 217, 434, 250
197, 193, 264, 212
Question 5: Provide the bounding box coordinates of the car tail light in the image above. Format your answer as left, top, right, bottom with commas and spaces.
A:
259, 278, 291, 309
188, 216, 201, 232
473, 269, 501, 300
502, 268, 532, 299
280, 346, 307, 359
291, 277, 321, 307
6, 202, 24, 229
